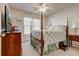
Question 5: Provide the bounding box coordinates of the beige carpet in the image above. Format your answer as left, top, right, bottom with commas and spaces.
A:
22, 42, 79, 56
47, 47, 79, 56
22, 42, 39, 56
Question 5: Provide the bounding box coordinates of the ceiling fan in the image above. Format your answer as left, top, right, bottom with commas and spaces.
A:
34, 3, 52, 13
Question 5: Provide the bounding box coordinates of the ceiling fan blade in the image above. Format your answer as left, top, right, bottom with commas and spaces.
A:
34, 3, 46, 8
33, 3, 53, 12
47, 7, 53, 10
33, 8, 40, 13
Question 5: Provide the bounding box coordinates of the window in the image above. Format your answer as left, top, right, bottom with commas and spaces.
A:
24, 17, 41, 35
24, 17, 31, 35
33, 19, 41, 31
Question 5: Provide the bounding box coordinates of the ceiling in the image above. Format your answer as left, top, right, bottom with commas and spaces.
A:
9, 3, 73, 16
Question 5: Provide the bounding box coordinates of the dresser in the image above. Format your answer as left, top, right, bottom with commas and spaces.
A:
69, 35, 79, 46
1, 32, 22, 56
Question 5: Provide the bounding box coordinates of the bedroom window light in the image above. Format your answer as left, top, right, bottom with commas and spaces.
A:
24, 17, 32, 35
33, 19, 41, 31
24, 17, 40, 35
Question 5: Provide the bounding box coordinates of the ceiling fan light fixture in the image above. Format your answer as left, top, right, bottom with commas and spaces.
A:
38, 6, 48, 12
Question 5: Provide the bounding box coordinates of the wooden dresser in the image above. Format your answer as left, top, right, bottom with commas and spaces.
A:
69, 35, 79, 46
1, 32, 22, 56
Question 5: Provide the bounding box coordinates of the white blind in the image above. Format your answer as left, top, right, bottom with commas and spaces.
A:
24, 17, 41, 34
33, 19, 41, 31
24, 17, 31, 35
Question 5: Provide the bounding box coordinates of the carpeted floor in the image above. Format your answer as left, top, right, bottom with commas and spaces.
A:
47, 47, 79, 56
22, 41, 79, 56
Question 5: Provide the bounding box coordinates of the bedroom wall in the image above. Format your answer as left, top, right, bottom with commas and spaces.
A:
46, 4, 79, 30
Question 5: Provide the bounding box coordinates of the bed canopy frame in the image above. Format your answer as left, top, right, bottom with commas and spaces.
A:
40, 11, 44, 56
66, 17, 70, 47
40, 14, 69, 55
30, 4, 69, 55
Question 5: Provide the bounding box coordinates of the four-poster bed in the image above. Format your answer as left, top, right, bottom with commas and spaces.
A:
30, 4, 69, 56
30, 17, 68, 56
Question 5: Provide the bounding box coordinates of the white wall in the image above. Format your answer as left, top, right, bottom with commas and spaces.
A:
46, 4, 79, 30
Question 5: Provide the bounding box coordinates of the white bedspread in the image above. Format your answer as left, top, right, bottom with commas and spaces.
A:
31, 25, 67, 55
